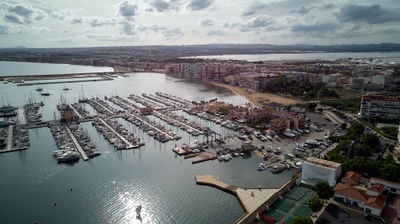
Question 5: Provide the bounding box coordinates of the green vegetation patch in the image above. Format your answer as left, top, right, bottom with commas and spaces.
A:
293, 205, 312, 217
272, 198, 295, 212
320, 97, 361, 112
379, 126, 398, 140
262, 75, 338, 100
264, 209, 284, 220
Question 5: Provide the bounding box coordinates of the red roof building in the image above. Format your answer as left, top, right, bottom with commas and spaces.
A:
333, 171, 400, 216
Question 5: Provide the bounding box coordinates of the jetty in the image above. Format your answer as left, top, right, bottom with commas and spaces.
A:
129, 114, 175, 140
98, 118, 136, 149
153, 111, 204, 135
69, 104, 82, 119
64, 125, 89, 161
6, 125, 13, 151
0, 125, 28, 154
17, 107, 26, 124
195, 174, 297, 224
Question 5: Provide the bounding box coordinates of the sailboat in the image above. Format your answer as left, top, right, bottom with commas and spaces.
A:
63, 84, 70, 91
78, 84, 88, 103
35, 86, 43, 91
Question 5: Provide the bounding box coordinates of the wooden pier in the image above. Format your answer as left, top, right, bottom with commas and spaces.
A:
98, 118, 137, 149
64, 125, 89, 161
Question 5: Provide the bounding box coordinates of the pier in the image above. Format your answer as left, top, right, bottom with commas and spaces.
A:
109, 96, 140, 113
17, 107, 26, 124
154, 111, 204, 135
90, 99, 115, 115
0, 125, 28, 154
98, 118, 136, 149
195, 174, 297, 224
129, 114, 175, 140
6, 125, 13, 151
64, 125, 89, 161
69, 104, 82, 119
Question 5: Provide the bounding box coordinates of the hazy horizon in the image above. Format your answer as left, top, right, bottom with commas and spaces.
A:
0, 0, 400, 48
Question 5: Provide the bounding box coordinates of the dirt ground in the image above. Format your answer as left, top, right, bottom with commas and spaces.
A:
210, 82, 303, 106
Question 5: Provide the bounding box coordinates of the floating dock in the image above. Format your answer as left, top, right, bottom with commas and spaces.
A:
98, 118, 136, 149
64, 125, 89, 161
0, 125, 28, 154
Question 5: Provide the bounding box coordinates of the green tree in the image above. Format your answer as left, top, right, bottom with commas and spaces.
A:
309, 196, 323, 214
340, 123, 347, 130
315, 181, 334, 201
360, 133, 380, 149
293, 216, 313, 224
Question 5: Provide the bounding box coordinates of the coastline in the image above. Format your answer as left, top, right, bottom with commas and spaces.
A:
209, 82, 304, 106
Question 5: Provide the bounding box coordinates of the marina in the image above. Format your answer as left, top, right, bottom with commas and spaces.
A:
0, 67, 288, 224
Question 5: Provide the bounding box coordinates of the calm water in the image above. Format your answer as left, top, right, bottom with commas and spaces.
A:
0, 61, 292, 224
184, 52, 400, 63
0, 61, 113, 76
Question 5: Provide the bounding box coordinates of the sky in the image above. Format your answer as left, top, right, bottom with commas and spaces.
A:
0, 0, 399, 48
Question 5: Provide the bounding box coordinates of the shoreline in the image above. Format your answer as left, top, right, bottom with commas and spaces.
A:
209, 82, 304, 106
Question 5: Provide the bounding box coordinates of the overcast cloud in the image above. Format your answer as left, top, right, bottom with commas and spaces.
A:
0, 0, 399, 47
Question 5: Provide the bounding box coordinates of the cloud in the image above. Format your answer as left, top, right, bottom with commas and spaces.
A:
32, 27, 50, 33
337, 4, 400, 24
71, 16, 83, 24
223, 22, 241, 29
151, 0, 170, 12
117, 1, 138, 17
187, 0, 213, 11
50, 9, 76, 20
243, 16, 274, 29
4, 14, 25, 24
0, 25, 9, 35
162, 28, 182, 37
8, 4, 34, 18
290, 6, 310, 15
120, 21, 136, 35
200, 18, 215, 27
86, 17, 116, 27
291, 22, 339, 35
207, 30, 225, 36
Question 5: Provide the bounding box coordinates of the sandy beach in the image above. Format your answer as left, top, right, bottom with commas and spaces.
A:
210, 82, 304, 106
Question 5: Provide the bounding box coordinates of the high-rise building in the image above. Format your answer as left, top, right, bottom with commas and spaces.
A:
360, 95, 400, 121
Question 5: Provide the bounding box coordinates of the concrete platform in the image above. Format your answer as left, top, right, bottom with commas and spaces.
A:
195, 174, 296, 224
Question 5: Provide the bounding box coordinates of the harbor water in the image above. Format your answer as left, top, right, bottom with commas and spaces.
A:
0, 61, 293, 224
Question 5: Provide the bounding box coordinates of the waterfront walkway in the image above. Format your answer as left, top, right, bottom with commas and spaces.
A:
64, 125, 89, 161
98, 117, 136, 149
195, 174, 296, 224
